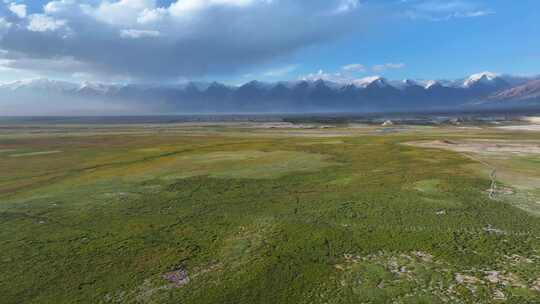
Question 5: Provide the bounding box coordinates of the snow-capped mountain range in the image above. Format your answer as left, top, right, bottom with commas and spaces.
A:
1, 72, 539, 115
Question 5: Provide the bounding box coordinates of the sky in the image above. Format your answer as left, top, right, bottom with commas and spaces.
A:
0, 0, 538, 85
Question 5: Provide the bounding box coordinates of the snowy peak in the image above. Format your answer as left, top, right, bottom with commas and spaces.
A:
353, 76, 389, 88
0, 72, 538, 115
389, 79, 440, 90
0, 78, 78, 91
78, 81, 113, 94
424, 80, 441, 89
463, 72, 502, 87
388, 78, 445, 90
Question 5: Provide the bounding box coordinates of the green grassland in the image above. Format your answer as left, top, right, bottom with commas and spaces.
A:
0, 124, 539, 303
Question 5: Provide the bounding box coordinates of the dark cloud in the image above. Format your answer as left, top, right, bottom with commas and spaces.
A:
0, 0, 363, 81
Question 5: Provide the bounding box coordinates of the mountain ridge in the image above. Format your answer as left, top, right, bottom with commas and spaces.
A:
1, 73, 539, 115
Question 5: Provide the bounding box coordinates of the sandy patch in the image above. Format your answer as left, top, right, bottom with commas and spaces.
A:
249, 122, 317, 129
136, 148, 163, 153
520, 116, 540, 124
8, 150, 62, 157
298, 140, 344, 146
405, 140, 540, 155
497, 125, 540, 132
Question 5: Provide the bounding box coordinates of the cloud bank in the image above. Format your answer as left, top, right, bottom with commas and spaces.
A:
0, 0, 363, 81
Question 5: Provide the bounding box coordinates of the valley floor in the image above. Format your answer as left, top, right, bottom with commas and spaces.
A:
0, 122, 539, 303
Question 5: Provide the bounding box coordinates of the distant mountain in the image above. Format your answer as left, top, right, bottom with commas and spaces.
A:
463, 72, 505, 88
499, 74, 535, 87
0, 78, 79, 92
459, 72, 511, 98
0, 72, 538, 115
488, 79, 540, 102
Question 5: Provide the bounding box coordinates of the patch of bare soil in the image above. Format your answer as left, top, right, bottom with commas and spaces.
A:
485, 187, 514, 195
405, 139, 540, 155
162, 267, 190, 287
161, 262, 223, 289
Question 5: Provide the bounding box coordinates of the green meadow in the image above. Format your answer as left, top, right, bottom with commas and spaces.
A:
0, 123, 539, 303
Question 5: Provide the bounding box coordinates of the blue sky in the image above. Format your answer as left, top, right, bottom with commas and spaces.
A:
0, 0, 539, 84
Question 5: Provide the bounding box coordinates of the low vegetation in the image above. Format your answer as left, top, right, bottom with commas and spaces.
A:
0, 123, 538, 303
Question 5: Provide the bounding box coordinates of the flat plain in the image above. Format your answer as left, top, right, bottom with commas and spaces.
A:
1, 121, 539, 303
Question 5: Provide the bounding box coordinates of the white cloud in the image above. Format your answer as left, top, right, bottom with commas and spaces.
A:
169, 0, 259, 17
454, 10, 493, 18
92, 0, 156, 25
87, 0, 266, 25
372, 63, 405, 72
342, 63, 365, 73
27, 14, 67, 32
301, 69, 348, 82
8, 2, 27, 18
334, 0, 359, 14
302, 62, 406, 83
403, 0, 494, 21
263, 65, 298, 77
44, 0, 77, 14
120, 29, 161, 38
302, 70, 325, 81
301, 63, 369, 82
137, 7, 166, 24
